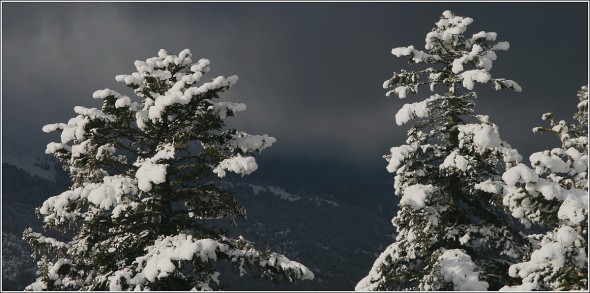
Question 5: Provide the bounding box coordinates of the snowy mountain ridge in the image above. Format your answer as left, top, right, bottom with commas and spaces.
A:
2, 146, 57, 182
248, 183, 339, 206
225, 181, 340, 207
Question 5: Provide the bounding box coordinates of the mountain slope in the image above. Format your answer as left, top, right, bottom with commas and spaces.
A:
217, 178, 395, 290
2, 162, 71, 290
2, 147, 57, 183
2, 155, 397, 290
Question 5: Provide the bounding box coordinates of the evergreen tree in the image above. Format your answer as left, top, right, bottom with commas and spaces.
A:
356, 11, 528, 291
23, 49, 313, 290
501, 86, 588, 290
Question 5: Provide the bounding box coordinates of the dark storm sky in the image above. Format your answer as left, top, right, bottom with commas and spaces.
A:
2, 2, 588, 169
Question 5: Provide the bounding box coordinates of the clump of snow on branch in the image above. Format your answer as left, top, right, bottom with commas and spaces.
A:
474, 180, 503, 194
213, 154, 258, 178
134, 143, 175, 192
36, 174, 141, 224
440, 150, 470, 172
210, 101, 246, 119
437, 249, 489, 291
458, 123, 503, 152
228, 132, 276, 153
106, 234, 313, 290
385, 145, 416, 173
395, 94, 443, 125
399, 184, 436, 209
461, 69, 491, 90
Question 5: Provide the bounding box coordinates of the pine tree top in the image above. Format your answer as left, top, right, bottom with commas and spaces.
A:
384, 10, 521, 100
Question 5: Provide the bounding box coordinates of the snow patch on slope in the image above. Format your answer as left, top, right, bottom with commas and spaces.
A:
2, 146, 57, 182
312, 196, 339, 207
248, 184, 339, 206
249, 184, 302, 202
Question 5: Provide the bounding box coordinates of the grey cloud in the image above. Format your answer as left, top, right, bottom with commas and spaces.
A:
2, 2, 588, 168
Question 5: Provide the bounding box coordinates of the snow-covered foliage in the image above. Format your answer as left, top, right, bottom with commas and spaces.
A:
432, 249, 489, 291
384, 10, 521, 100
358, 11, 527, 291
501, 86, 588, 291
23, 49, 312, 290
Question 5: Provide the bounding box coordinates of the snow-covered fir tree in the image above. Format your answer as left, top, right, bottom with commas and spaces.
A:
501, 86, 588, 291
23, 49, 313, 290
356, 11, 529, 291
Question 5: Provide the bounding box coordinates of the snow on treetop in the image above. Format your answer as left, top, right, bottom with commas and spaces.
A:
43, 48, 274, 186
134, 49, 192, 76
427, 11, 473, 49
384, 10, 521, 99
112, 49, 242, 126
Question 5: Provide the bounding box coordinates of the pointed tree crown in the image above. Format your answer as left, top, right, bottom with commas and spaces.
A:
358, 11, 527, 291
24, 49, 313, 291
384, 10, 521, 102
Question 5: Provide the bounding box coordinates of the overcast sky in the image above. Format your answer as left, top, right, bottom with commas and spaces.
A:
2, 2, 588, 170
